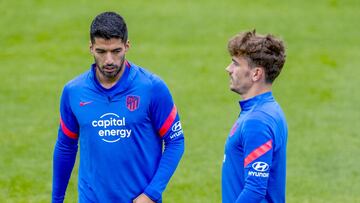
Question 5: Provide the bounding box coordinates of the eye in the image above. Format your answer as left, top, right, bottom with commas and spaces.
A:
231, 59, 239, 66
96, 50, 105, 54
112, 49, 122, 54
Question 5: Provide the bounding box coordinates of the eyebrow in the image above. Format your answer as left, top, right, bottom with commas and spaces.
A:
232, 58, 239, 63
95, 47, 122, 52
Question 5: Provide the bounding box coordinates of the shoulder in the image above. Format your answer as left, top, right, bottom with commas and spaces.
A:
252, 100, 285, 123
130, 62, 168, 89
243, 101, 287, 148
242, 113, 271, 132
63, 69, 91, 93
241, 108, 277, 137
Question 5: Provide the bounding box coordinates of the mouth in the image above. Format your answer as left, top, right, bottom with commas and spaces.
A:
103, 66, 116, 72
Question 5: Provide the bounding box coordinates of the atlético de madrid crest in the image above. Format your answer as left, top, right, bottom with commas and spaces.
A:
126, 95, 140, 111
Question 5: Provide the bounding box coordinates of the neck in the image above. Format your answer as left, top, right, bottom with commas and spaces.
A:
240, 84, 272, 100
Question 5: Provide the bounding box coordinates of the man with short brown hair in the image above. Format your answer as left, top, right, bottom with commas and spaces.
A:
222, 30, 288, 203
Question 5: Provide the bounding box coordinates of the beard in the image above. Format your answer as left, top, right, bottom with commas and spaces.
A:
95, 55, 125, 79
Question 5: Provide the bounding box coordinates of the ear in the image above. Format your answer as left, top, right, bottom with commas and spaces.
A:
125, 40, 130, 52
89, 40, 94, 55
252, 67, 264, 82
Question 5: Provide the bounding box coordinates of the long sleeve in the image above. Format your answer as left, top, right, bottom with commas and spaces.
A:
52, 86, 79, 202
52, 131, 78, 202
143, 77, 185, 201
144, 133, 184, 201
236, 118, 273, 203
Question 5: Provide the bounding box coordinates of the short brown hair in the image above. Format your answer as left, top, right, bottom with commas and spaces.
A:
228, 30, 286, 83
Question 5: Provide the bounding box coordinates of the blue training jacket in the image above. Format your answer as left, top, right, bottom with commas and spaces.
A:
52, 61, 185, 203
222, 92, 288, 203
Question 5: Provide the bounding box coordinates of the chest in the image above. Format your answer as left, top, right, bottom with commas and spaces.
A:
224, 112, 250, 154
69, 86, 152, 143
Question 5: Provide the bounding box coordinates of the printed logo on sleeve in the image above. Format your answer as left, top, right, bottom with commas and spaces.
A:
169, 121, 183, 139
248, 161, 270, 178
252, 162, 269, 172
171, 121, 182, 132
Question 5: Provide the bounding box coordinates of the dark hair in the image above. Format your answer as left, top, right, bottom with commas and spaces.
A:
228, 30, 286, 83
90, 11, 128, 43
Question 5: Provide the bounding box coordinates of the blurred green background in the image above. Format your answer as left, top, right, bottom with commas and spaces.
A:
1, 0, 359, 202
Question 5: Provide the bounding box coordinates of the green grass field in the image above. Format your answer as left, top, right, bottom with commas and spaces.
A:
1, 0, 360, 202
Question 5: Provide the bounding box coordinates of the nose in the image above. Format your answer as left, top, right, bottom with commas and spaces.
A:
105, 52, 114, 65
226, 65, 231, 73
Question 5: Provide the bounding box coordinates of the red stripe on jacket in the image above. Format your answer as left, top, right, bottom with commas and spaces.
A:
60, 117, 78, 139
159, 105, 177, 137
244, 140, 272, 167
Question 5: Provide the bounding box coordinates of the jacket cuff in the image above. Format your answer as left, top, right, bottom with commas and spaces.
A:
144, 186, 161, 202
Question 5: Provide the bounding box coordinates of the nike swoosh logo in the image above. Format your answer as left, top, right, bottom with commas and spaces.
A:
79, 101, 93, 106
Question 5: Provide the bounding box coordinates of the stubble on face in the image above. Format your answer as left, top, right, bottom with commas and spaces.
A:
91, 37, 129, 85
95, 55, 125, 80
228, 56, 253, 96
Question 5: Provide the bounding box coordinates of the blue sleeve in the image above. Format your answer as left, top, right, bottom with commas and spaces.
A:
52, 86, 79, 203
236, 118, 273, 203
143, 77, 185, 201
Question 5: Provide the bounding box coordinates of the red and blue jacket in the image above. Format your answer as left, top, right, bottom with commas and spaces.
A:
52, 61, 184, 203
222, 92, 287, 203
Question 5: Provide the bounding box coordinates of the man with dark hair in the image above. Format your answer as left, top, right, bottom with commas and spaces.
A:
222, 30, 288, 203
52, 11, 184, 203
